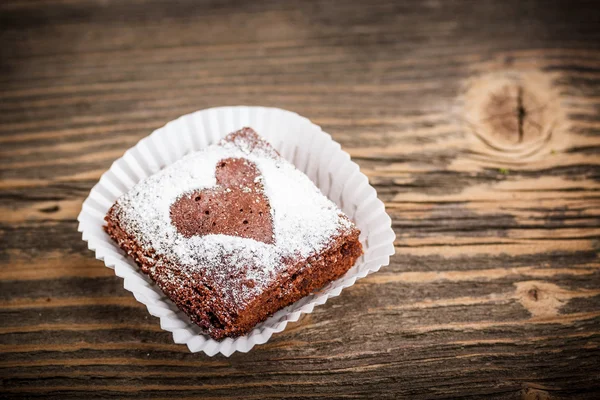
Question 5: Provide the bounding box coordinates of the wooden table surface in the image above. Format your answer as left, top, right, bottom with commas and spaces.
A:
1, 0, 599, 398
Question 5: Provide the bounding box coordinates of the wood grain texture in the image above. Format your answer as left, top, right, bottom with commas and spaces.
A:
1, 0, 599, 398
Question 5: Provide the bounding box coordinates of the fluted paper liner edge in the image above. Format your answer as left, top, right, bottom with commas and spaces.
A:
77, 106, 395, 356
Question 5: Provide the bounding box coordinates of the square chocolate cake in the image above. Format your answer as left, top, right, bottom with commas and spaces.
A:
105, 128, 362, 339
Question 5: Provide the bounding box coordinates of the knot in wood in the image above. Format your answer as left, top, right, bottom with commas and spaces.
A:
484, 83, 540, 145
515, 281, 570, 319
462, 71, 563, 157
522, 387, 552, 400
527, 288, 539, 301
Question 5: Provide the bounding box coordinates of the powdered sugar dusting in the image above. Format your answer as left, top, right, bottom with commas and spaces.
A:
112, 130, 353, 308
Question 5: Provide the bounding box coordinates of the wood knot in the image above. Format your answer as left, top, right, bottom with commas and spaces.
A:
527, 288, 539, 301
514, 281, 574, 320
521, 387, 552, 400
461, 71, 565, 159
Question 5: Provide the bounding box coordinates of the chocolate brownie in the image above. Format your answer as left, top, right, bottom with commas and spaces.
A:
105, 128, 362, 340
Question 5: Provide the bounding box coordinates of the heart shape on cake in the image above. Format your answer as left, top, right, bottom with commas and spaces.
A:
170, 158, 274, 244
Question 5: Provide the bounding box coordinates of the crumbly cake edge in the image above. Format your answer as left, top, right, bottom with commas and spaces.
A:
105, 206, 362, 339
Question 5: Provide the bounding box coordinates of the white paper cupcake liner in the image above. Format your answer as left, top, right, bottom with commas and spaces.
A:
78, 106, 395, 356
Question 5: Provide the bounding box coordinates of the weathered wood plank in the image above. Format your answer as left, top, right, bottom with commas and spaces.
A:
1, 0, 600, 398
